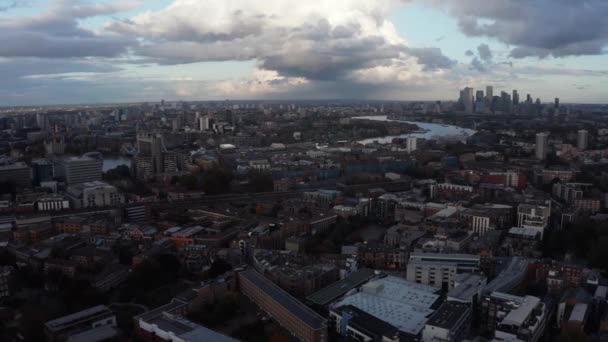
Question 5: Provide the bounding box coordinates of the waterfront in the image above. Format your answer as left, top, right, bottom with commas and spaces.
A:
102, 157, 131, 172
354, 115, 476, 145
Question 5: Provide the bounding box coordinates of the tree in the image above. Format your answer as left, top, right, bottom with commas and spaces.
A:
0, 249, 16, 266
113, 243, 135, 265
0, 181, 16, 200
248, 171, 274, 192
18, 306, 48, 342
206, 259, 232, 279
189, 293, 239, 327
201, 167, 234, 195
177, 174, 199, 190
119, 254, 182, 305
588, 236, 608, 271
558, 330, 589, 342
103, 165, 131, 181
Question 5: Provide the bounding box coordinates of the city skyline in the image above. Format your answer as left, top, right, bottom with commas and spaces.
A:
0, 0, 607, 106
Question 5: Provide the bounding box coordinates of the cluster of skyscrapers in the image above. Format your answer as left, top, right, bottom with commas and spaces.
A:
459, 86, 558, 114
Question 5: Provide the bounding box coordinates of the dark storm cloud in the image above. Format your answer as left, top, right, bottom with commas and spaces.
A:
132, 24, 454, 81
404, 47, 456, 71
131, 22, 404, 81
0, 31, 133, 58
477, 43, 492, 62
107, 6, 267, 43
0, 0, 140, 58
433, 0, 608, 58
109, 0, 455, 81
467, 44, 495, 72
469, 57, 486, 72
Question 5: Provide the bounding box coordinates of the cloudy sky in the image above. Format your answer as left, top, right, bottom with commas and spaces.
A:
1, 0, 607, 106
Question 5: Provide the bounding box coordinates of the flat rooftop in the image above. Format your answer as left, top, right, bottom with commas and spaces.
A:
360, 276, 440, 309
66, 325, 118, 342
134, 299, 187, 323
426, 302, 470, 329
307, 268, 377, 306
501, 295, 540, 326
409, 252, 480, 261
447, 273, 487, 302
569, 303, 588, 322
508, 227, 540, 238
0, 162, 28, 170
334, 292, 433, 335
240, 269, 327, 330
336, 305, 399, 339
332, 276, 440, 336
146, 314, 238, 342
45, 305, 112, 331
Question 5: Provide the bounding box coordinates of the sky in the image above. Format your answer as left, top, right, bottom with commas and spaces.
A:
0, 0, 607, 106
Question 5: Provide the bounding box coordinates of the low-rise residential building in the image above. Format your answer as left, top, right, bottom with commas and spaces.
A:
406, 252, 481, 290
517, 203, 551, 239
44, 258, 78, 278
37, 196, 70, 211
239, 269, 328, 342
481, 292, 547, 342
534, 168, 576, 185
134, 300, 236, 342
0, 266, 13, 298
461, 203, 514, 236
44, 305, 116, 342
66, 181, 124, 209
330, 305, 400, 342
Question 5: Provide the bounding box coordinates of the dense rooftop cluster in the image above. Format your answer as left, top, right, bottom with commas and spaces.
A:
0, 97, 608, 341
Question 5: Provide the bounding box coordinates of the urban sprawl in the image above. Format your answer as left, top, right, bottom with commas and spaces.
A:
0, 89, 608, 342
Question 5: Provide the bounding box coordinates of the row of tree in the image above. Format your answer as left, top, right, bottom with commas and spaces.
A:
543, 219, 608, 273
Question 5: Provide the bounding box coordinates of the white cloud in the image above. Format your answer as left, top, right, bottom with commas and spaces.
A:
110, 1, 451, 75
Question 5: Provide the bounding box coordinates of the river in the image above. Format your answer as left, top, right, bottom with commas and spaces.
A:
354, 115, 477, 145
102, 157, 131, 172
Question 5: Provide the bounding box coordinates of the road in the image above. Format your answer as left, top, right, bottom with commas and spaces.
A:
48, 190, 305, 219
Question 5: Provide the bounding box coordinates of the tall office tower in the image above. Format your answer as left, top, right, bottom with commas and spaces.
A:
486, 86, 493, 103
475, 90, 485, 113
32, 159, 54, 186
526, 94, 533, 104
461, 87, 474, 113
500, 91, 512, 112
555, 98, 560, 109
36, 113, 49, 131
577, 130, 589, 151
199, 116, 210, 131
162, 151, 178, 173
171, 117, 182, 132
56, 156, 102, 185
0, 162, 32, 188
512, 90, 520, 105
535, 133, 549, 160
133, 155, 153, 181
406, 136, 418, 153
137, 133, 165, 175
